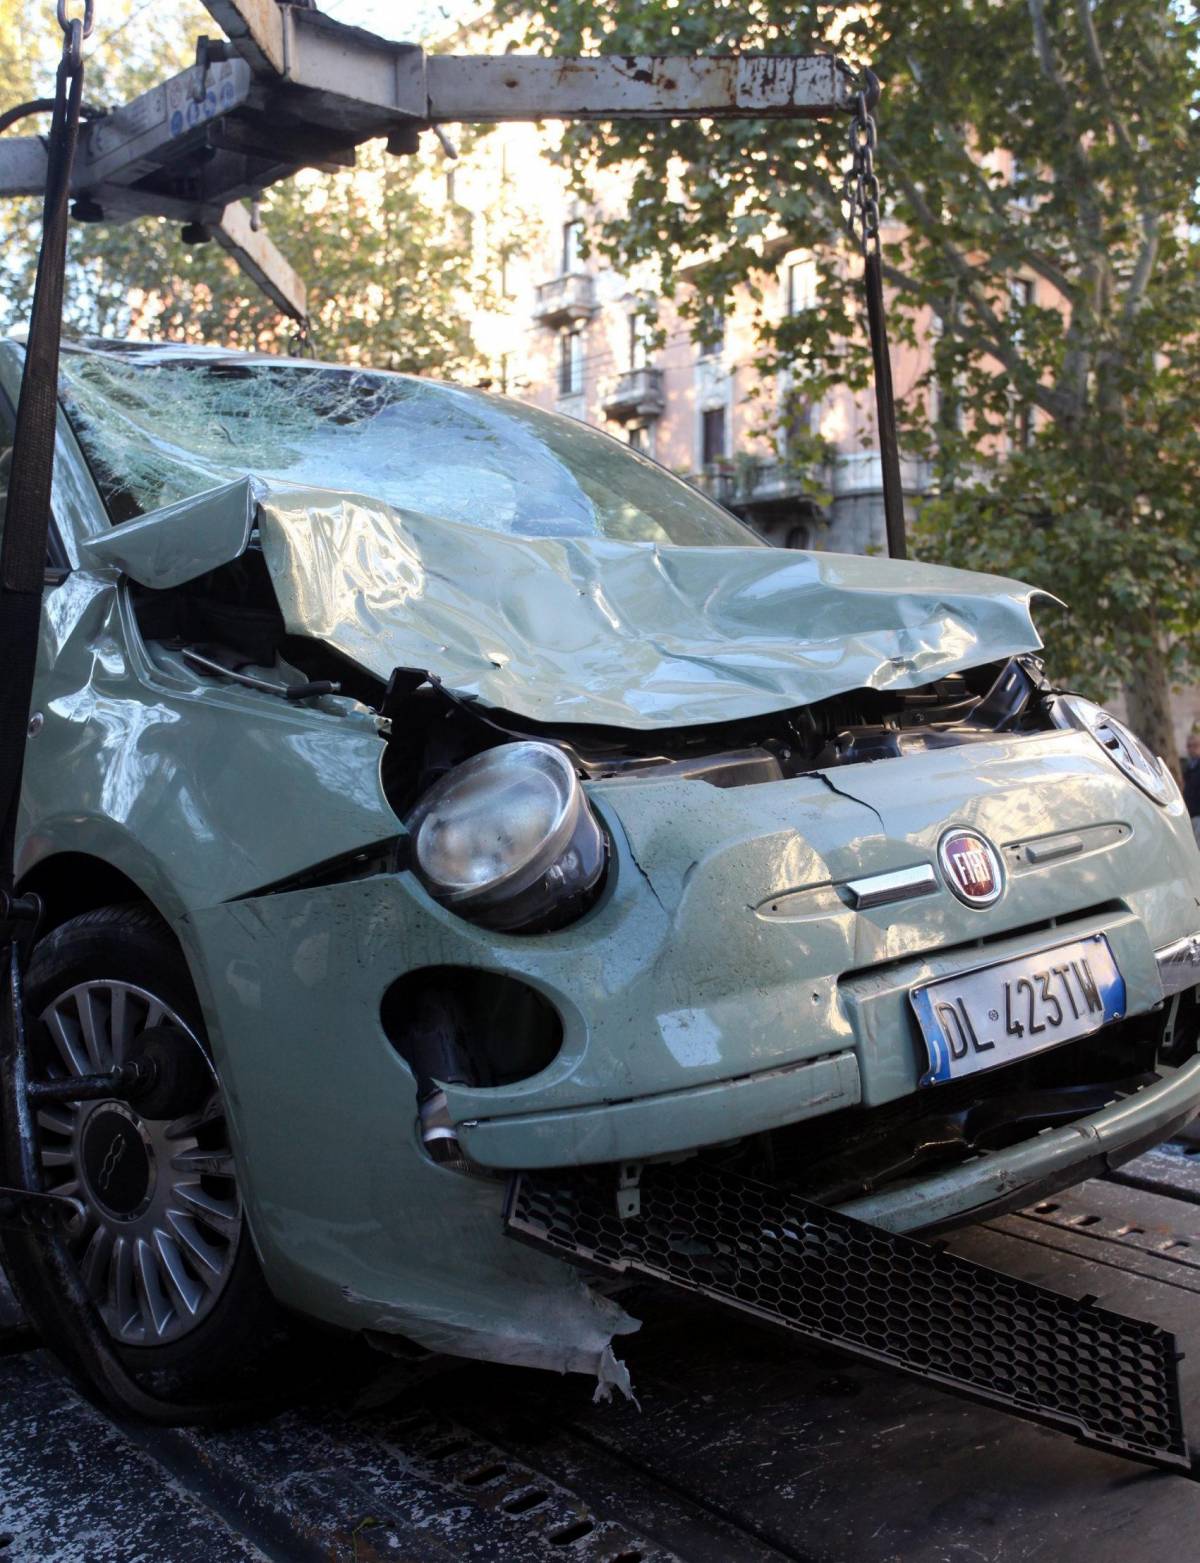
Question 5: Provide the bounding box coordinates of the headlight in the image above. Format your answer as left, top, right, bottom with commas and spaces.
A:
406, 741, 606, 932
1051, 695, 1177, 806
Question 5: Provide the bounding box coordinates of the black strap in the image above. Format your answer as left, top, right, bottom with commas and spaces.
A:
864, 248, 907, 561
0, 40, 83, 893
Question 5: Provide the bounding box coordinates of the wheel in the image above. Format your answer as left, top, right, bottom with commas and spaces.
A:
5, 903, 289, 1406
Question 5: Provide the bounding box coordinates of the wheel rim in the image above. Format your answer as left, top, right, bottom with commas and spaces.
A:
35, 979, 242, 1348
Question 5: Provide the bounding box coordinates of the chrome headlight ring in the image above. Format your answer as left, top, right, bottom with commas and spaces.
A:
405, 740, 606, 932
1050, 694, 1178, 807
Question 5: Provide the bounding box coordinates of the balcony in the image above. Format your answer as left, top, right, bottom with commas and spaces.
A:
691, 465, 737, 505
601, 367, 665, 423
732, 457, 807, 508
532, 273, 597, 327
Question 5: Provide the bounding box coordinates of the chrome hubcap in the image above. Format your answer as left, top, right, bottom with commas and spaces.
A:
36, 980, 241, 1348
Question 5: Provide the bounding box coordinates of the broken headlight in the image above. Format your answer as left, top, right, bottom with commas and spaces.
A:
406, 741, 606, 932
1051, 695, 1177, 806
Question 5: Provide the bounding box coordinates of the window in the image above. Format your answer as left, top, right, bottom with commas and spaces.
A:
561, 219, 584, 275
700, 311, 725, 359
1008, 279, 1033, 449
629, 425, 647, 453
786, 259, 816, 315
628, 312, 652, 371
0, 392, 13, 538
698, 311, 725, 359
0, 391, 67, 574
930, 311, 962, 435
558, 327, 584, 397
701, 406, 727, 466
1008, 154, 1034, 209
1008, 277, 1032, 344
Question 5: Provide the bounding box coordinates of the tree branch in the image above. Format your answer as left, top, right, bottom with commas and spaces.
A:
880, 150, 1075, 423
1025, 0, 1103, 246
1073, 0, 1137, 165
1027, 0, 1065, 89
1072, 0, 1162, 325
903, 49, 1078, 304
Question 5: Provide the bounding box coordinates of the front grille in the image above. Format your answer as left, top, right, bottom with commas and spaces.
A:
506, 1161, 1189, 1473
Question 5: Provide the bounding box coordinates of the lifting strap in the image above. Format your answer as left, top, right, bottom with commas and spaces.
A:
0, 11, 84, 892
0, 3, 218, 1425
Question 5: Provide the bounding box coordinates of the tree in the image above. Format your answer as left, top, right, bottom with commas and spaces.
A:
493, 0, 1200, 770
0, 0, 484, 376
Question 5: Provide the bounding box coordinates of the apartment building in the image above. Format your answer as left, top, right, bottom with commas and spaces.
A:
436, 119, 1016, 552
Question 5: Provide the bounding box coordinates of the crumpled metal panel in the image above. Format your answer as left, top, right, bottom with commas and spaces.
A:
91, 476, 1054, 731
81, 477, 255, 588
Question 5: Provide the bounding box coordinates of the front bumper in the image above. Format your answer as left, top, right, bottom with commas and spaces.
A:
178, 727, 1200, 1364
837, 1050, 1200, 1234
832, 933, 1200, 1233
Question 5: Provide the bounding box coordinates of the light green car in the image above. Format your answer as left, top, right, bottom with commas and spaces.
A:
4, 337, 1199, 1406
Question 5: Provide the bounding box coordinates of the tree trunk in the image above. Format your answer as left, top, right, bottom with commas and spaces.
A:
1122, 635, 1180, 784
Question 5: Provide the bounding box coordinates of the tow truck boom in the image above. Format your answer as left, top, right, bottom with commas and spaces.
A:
0, 1, 853, 323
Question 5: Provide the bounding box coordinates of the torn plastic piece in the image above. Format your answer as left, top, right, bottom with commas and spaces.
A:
345, 1272, 640, 1400
592, 1343, 639, 1407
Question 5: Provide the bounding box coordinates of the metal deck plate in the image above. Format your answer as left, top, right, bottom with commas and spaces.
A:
505, 1161, 1190, 1473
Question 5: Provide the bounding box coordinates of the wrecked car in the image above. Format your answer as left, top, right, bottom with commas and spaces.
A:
3, 335, 1200, 1407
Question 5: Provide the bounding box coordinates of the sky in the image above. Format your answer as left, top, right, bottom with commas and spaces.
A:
310, 0, 476, 43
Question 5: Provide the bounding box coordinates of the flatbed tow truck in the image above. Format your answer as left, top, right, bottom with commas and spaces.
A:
2, 7, 1200, 1558
1, 1138, 1199, 1561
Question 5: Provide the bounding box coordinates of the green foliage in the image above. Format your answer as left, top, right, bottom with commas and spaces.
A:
0, 0, 481, 375
492, 0, 1200, 750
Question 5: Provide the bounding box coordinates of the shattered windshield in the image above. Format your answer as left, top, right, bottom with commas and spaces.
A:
59, 346, 756, 547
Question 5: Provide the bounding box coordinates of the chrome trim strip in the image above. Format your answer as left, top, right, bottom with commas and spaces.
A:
1025, 834, 1084, 865
844, 863, 938, 910
1157, 933, 1200, 998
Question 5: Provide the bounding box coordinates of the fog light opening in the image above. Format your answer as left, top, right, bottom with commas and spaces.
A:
382, 968, 565, 1168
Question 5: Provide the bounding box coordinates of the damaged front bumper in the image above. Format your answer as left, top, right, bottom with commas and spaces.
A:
177, 727, 1200, 1385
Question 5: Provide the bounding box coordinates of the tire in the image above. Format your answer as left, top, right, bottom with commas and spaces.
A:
3, 903, 291, 1408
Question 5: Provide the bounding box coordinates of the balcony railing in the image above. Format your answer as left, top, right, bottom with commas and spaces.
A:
691, 465, 737, 505
732, 458, 806, 506
601, 367, 665, 423
532, 273, 597, 326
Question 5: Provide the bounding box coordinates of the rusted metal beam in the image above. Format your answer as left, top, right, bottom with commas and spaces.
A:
201, 2, 852, 123
0, 0, 853, 318
211, 200, 307, 323
424, 54, 853, 122
200, 0, 286, 75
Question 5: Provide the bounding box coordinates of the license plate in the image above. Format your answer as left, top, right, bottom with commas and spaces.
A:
911, 934, 1126, 1086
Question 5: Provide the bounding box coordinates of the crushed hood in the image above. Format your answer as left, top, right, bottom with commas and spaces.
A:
83, 476, 1053, 731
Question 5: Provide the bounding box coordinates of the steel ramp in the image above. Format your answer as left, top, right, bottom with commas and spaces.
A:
504, 1161, 1190, 1473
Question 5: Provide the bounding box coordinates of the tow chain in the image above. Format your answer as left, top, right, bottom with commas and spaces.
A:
844, 71, 907, 561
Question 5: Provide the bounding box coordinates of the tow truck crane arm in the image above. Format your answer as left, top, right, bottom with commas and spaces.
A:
0, 1, 853, 323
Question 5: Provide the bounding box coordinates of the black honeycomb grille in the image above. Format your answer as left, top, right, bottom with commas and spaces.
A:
505, 1163, 1189, 1473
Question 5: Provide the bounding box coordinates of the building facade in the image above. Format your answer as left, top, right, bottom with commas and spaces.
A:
437, 120, 968, 553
